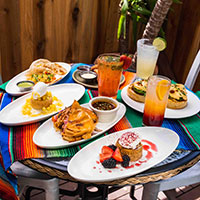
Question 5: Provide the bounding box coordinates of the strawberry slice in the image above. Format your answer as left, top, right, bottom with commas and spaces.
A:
99, 146, 114, 163
99, 153, 112, 163
120, 55, 132, 70
112, 147, 123, 162
101, 146, 114, 155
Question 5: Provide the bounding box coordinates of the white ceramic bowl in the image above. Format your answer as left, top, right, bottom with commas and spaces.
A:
89, 96, 119, 123
80, 71, 97, 81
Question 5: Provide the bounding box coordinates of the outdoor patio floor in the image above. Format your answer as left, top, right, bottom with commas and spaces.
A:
19, 180, 200, 200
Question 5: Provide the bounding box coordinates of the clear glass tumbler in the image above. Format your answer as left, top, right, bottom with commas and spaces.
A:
143, 75, 171, 126
97, 55, 123, 99
136, 38, 159, 80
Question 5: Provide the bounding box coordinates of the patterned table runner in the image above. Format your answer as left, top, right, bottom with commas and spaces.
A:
0, 63, 199, 172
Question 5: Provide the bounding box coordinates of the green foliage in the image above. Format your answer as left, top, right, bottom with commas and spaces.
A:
117, 0, 181, 44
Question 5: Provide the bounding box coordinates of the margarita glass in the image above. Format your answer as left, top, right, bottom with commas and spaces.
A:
136, 38, 159, 80
97, 55, 123, 99
143, 75, 171, 126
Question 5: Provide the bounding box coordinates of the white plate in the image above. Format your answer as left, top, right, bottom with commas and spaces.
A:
5, 62, 71, 96
33, 103, 126, 149
0, 83, 85, 126
68, 127, 179, 182
121, 85, 200, 119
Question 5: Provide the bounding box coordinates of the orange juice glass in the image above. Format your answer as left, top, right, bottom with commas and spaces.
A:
97, 55, 123, 99
143, 75, 171, 126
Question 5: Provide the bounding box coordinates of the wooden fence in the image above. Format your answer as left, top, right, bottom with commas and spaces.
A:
0, 0, 199, 91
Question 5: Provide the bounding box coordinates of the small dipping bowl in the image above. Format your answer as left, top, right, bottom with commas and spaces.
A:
77, 65, 91, 72
16, 80, 35, 92
89, 96, 119, 123
80, 71, 97, 82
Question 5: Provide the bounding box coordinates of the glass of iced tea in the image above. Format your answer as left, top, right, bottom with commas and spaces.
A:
97, 55, 123, 99
143, 75, 171, 126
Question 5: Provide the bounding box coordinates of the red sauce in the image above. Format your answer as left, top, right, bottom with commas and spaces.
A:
125, 164, 134, 169
94, 139, 157, 173
146, 151, 153, 160
143, 145, 150, 151
142, 139, 158, 152
139, 160, 147, 164
135, 163, 141, 167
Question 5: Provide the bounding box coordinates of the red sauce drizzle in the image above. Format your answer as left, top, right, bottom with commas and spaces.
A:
139, 160, 147, 164
94, 139, 157, 172
142, 139, 158, 152
143, 145, 150, 151
125, 164, 134, 169
135, 163, 141, 167
146, 151, 153, 160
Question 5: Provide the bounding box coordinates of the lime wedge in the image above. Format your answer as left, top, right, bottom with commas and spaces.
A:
153, 37, 167, 51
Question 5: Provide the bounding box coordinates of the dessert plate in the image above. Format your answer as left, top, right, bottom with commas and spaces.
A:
33, 103, 126, 149
121, 85, 200, 119
72, 70, 125, 89
68, 127, 179, 182
5, 62, 71, 96
0, 83, 85, 126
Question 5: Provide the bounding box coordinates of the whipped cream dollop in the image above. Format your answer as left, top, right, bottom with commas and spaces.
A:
118, 132, 141, 149
32, 82, 47, 99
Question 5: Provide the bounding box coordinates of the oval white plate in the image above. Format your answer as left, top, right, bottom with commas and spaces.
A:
121, 85, 200, 119
0, 83, 85, 126
33, 103, 126, 149
5, 62, 71, 96
68, 127, 179, 183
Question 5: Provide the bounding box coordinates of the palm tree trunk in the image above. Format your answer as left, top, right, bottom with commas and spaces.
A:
142, 0, 173, 41
131, 0, 173, 70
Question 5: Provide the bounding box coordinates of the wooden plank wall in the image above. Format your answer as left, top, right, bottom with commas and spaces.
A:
165, 0, 200, 92
0, 0, 199, 91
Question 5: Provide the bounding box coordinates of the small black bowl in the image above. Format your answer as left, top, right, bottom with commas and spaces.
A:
77, 65, 91, 72
16, 80, 35, 92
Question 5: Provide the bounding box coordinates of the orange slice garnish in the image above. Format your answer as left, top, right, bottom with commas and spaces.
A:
156, 80, 170, 100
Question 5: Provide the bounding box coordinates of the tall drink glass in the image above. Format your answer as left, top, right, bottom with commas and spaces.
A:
143, 75, 171, 126
97, 55, 123, 99
136, 39, 159, 80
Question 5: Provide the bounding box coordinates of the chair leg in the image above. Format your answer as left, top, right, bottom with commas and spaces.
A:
18, 183, 26, 198
44, 178, 59, 200
164, 189, 177, 200
142, 183, 160, 200
18, 176, 59, 200
130, 186, 137, 200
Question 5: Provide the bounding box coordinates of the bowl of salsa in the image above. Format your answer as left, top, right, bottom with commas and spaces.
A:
89, 96, 119, 123
16, 81, 34, 92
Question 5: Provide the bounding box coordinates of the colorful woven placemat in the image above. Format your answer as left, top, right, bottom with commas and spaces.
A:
0, 63, 199, 172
